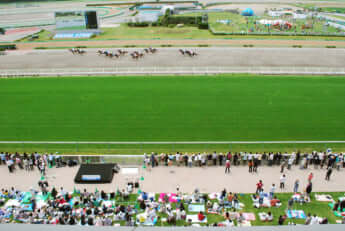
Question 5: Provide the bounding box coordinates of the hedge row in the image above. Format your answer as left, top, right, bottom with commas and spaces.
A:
0, 44, 16, 50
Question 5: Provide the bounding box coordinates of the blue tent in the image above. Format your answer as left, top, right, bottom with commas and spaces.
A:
242, 8, 254, 16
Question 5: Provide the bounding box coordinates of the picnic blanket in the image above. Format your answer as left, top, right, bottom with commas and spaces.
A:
5, 200, 20, 208
186, 214, 207, 223
242, 212, 256, 221
159, 193, 179, 203
35, 192, 50, 202
292, 193, 302, 201
334, 211, 345, 217
238, 220, 251, 227
258, 212, 273, 221
102, 200, 114, 208
286, 210, 306, 219
208, 192, 221, 200
207, 209, 220, 214
188, 204, 205, 212
137, 192, 155, 201
36, 200, 48, 209
315, 194, 333, 202
21, 192, 32, 203
136, 213, 157, 226
20, 203, 33, 211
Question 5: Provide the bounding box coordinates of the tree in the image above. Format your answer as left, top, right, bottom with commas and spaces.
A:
0, 28, 5, 35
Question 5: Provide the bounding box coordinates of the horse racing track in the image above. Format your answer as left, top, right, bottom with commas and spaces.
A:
1, 48, 345, 72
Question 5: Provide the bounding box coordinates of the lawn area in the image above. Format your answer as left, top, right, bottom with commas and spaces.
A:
331, 15, 345, 21
321, 8, 345, 14
0, 75, 345, 153
3, 190, 343, 226
18, 24, 345, 43
208, 12, 340, 34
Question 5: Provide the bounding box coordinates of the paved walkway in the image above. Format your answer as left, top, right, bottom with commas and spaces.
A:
0, 164, 344, 193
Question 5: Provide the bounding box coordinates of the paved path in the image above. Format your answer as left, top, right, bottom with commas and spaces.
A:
0, 165, 344, 194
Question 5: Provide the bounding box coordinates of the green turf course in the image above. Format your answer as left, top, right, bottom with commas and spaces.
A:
0, 75, 345, 153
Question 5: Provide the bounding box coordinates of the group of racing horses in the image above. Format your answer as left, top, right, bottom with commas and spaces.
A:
69, 48, 86, 55
69, 47, 199, 59
179, 49, 198, 57
97, 47, 158, 60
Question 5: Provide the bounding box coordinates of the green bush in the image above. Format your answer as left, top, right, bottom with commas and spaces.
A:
127, 22, 149, 27
76, 46, 87, 49
243, 44, 254, 47
35, 47, 48, 49
0, 44, 16, 50
198, 44, 209, 47
124, 45, 136, 48
161, 44, 172, 47
0, 28, 5, 35
292, 45, 303, 48
160, 15, 203, 26
198, 23, 209, 30
167, 24, 175, 28
325, 45, 336, 48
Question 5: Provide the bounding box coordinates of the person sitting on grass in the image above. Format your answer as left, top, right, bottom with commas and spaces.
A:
225, 218, 235, 227
198, 211, 205, 221
270, 196, 281, 207
320, 217, 328, 224
287, 197, 294, 211
267, 212, 273, 222
333, 200, 340, 211
237, 212, 245, 225
278, 214, 286, 225
305, 213, 312, 225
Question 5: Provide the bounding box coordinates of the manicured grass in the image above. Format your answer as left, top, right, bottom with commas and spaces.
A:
209, 12, 339, 34
321, 7, 345, 14
239, 192, 345, 226
0, 75, 345, 153
331, 15, 345, 21
88, 191, 345, 226
18, 26, 345, 43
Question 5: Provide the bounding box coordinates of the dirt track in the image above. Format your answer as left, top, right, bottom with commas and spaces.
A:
15, 39, 345, 50
2, 47, 345, 70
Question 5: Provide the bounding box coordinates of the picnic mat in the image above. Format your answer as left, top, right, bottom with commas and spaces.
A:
188, 204, 205, 212
136, 213, 157, 226
5, 199, 20, 208
208, 192, 221, 200
238, 220, 251, 227
186, 214, 207, 223
243, 212, 256, 221
159, 193, 178, 203
286, 210, 306, 219
315, 194, 333, 202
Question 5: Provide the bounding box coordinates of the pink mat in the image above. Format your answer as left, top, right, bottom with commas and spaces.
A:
243, 212, 256, 221
159, 193, 178, 203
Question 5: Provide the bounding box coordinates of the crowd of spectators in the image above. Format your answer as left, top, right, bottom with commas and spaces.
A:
143, 151, 345, 170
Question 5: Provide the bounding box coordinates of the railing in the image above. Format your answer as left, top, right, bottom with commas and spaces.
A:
1, 66, 345, 77
0, 141, 344, 155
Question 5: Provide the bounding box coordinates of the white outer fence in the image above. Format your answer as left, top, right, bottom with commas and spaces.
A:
0, 66, 345, 77
0, 140, 344, 155
1, 141, 345, 144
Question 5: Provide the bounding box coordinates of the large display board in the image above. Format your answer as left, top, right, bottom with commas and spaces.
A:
55, 11, 98, 30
